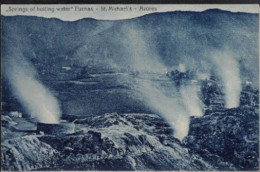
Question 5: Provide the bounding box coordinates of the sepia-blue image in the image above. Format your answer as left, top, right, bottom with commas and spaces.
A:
1, 5, 259, 171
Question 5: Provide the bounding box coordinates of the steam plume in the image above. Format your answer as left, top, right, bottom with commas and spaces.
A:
122, 25, 190, 140
212, 50, 241, 108
4, 55, 61, 123
120, 24, 166, 73
180, 84, 203, 117
138, 81, 190, 140
178, 64, 186, 72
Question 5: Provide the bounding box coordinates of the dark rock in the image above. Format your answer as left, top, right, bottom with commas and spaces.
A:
185, 106, 259, 170
1, 113, 214, 171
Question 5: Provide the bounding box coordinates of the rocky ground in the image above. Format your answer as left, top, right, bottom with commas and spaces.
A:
1, 102, 259, 170
1, 71, 259, 171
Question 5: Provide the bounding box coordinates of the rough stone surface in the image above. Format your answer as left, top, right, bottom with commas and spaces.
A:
1, 107, 258, 171
37, 122, 75, 135
184, 107, 259, 170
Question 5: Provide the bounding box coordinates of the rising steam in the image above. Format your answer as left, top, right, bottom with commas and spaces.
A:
4, 55, 61, 124
120, 24, 166, 73
180, 84, 203, 117
212, 50, 241, 108
122, 25, 191, 140
138, 81, 190, 140
178, 64, 186, 72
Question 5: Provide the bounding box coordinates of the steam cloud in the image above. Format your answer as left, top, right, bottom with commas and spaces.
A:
212, 50, 242, 108
178, 64, 186, 72
121, 24, 167, 73
122, 25, 194, 140
138, 81, 190, 140
180, 84, 203, 117
4, 55, 61, 124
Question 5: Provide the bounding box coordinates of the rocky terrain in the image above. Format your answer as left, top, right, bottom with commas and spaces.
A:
1, 82, 259, 170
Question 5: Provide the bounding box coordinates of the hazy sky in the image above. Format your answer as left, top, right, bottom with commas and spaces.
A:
1, 4, 259, 21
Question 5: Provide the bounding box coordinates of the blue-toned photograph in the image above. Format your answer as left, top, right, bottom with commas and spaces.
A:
1, 4, 259, 171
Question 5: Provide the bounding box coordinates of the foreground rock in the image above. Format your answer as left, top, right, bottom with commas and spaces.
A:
1, 113, 212, 171
2, 108, 258, 171
185, 106, 259, 170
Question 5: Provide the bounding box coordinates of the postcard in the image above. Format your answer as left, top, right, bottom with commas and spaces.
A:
1, 4, 259, 171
